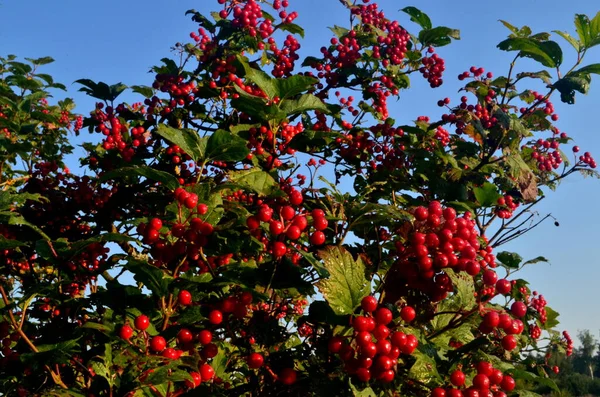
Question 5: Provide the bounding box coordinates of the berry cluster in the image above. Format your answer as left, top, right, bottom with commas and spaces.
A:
327, 296, 419, 383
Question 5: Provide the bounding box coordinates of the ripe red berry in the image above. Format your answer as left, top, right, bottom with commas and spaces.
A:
272, 241, 287, 257
400, 306, 416, 323
450, 370, 465, 387
286, 225, 301, 240
309, 231, 325, 246
482, 269, 498, 286
501, 335, 517, 351
209, 310, 223, 325
375, 307, 393, 325
278, 368, 297, 385
269, 220, 284, 235
134, 315, 150, 331
257, 206, 274, 222
177, 328, 193, 344
500, 375, 515, 391
476, 361, 494, 376
431, 387, 446, 397
414, 206, 428, 221
119, 324, 134, 340
178, 290, 192, 306
198, 329, 212, 345
247, 352, 264, 369
482, 311, 500, 328
149, 218, 163, 230
185, 372, 202, 388
496, 279, 512, 295
511, 301, 527, 318
150, 336, 167, 352
473, 374, 490, 390
312, 216, 328, 231
361, 296, 378, 313
200, 363, 215, 382
328, 336, 344, 353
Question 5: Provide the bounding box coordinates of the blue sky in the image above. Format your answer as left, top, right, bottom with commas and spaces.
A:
1, 0, 600, 343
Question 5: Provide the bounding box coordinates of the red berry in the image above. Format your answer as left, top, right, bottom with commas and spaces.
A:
198, 329, 212, 345
414, 206, 428, 221
501, 335, 517, 351
482, 269, 498, 286
149, 218, 163, 230
185, 372, 202, 388
496, 279, 511, 295
312, 216, 328, 231
272, 241, 287, 257
134, 315, 150, 331
500, 375, 515, 391
200, 363, 215, 382
482, 311, 500, 328
176, 329, 193, 345
511, 301, 528, 318
258, 206, 274, 222
286, 225, 301, 240
375, 307, 393, 325
361, 296, 378, 313
209, 310, 223, 325
150, 336, 167, 352
476, 361, 493, 376
178, 290, 192, 306
269, 220, 284, 235
473, 374, 490, 391
247, 352, 264, 369
400, 306, 416, 323
309, 231, 325, 246
450, 370, 465, 387
119, 325, 134, 340
278, 368, 297, 385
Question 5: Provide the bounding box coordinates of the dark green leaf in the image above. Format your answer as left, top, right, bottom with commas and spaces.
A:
276, 22, 305, 38
574, 14, 591, 47
496, 251, 523, 269
155, 124, 205, 162
237, 56, 278, 99
125, 260, 171, 297
316, 246, 370, 315
276, 75, 318, 100
497, 38, 562, 68
329, 25, 350, 39
227, 168, 279, 196
131, 85, 154, 98
401, 7, 432, 30
206, 129, 250, 162
515, 70, 553, 84
99, 166, 180, 190
473, 182, 502, 207
522, 256, 549, 266
25, 56, 55, 66
418, 26, 460, 47
0, 235, 27, 249
572, 63, 600, 76
553, 30, 580, 51
280, 93, 329, 115
553, 73, 591, 104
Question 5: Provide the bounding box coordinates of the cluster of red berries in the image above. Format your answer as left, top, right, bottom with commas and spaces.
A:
434, 362, 515, 397
563, 331, 574, 356
495, 194, 519, 219
420, 50, 446, 88
327, 296, 419, 383
392, 201, 495, 300
479, 306, 525, 351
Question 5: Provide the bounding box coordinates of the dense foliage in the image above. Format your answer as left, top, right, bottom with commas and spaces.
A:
1, 1, 600, 396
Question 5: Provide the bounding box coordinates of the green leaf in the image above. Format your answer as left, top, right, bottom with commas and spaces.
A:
473, 182, 502, 207
99, 166, 180, 190
125, 260, 171, 297
175, 306, 206, 325
553, 73, 591, 104
553, 30, 580, 51
131, 85, 154, 98
572, 63, 600, 76
25, 56, 55, 66
237, 56, 278, 99
316, 246, 370, 316
276, 22, 305, 38
574, 14, 591, 47
515, 70, 553, 84
280, 93, 329, 115
401, 7, 432, 30
227, 168, 279, 196
276, 75, 318, 100
155, 124, 205, 162
205, 129, 250, 162
329, 25, 350, 39
543, 306, 560, 329
0, 235, 27, 249
418, 26, 460, 47
497, 38, 563, 68
496, 251, 523, 269
349, 380, 376, 397
522, 256, 549, 266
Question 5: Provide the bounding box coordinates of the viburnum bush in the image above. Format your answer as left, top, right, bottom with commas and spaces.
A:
1, 1, 600, 396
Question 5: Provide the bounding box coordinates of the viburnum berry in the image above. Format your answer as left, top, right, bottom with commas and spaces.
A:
198, 329, 213, 345
361, 296, 379, 313
134, 315, 150, 331
450, 369, 465, 386
496, 279, 512, 295
247, 352, 265, 369
119, 324, 134, 340
272, 241, 287, 257
375, 307, 393, 325
278, 368, 297, 385
400, 306, 416, 323
178, 290, 192, 306
309, 231, 326, 245
200, 363, 215, 382
500, 375, 516, 391
149, 217, 163, 230
150, 336, 167, 352
209, 309, 223, 325
511, 301, 527, 318
177, 329, 193, 344
185, 372, 202, 388
502, 335, 518, 351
